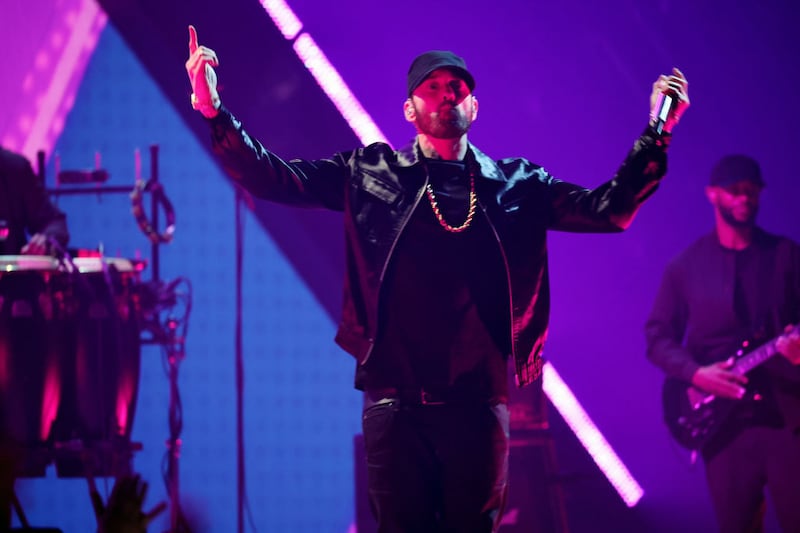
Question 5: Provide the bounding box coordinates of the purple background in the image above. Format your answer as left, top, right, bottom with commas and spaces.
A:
3, 0, 799, 531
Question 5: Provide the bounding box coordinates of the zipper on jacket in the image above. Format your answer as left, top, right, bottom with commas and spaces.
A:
477, 196, 517, 365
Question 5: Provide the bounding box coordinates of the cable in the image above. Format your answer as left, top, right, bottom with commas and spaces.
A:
146, 275, 192, 532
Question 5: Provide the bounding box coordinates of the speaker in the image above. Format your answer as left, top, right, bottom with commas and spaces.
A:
501, 430, 569, 532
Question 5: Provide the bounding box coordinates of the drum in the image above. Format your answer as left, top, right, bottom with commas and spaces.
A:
0, 255, 66, 476
51, 256, 143, 477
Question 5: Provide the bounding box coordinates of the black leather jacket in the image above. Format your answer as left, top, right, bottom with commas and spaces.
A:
208, 107, 670, 386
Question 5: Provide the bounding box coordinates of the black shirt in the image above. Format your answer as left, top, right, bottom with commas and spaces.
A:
356, 158, 510, 402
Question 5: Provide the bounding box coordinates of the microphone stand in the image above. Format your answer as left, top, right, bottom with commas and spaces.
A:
147, 145, 185, 532
235, 188, 245, 533
165, 316, 185, 532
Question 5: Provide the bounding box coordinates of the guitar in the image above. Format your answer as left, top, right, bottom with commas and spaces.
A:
661, 324, 799, 451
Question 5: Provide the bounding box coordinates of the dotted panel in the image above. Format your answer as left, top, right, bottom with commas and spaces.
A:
13, 23, 361, 533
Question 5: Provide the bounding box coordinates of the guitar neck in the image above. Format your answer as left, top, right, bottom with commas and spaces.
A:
733, 339, 780, 374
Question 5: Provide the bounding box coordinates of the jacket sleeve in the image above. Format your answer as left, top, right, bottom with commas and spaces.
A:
206, 106, 349, 211
644, 260, 700, 383
547, 126, 670, 232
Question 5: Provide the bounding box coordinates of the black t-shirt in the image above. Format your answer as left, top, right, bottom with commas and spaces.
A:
728, 244, 782, 428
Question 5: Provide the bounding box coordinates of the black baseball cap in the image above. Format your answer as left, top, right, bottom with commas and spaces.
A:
709, 154, 765, 188
407, 50, 476, 96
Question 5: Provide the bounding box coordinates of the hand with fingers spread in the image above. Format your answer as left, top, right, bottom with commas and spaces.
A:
185, 25, 220, 118
691, 358, 748, 399
649, 67, 689, 134
90, 474, 167, 533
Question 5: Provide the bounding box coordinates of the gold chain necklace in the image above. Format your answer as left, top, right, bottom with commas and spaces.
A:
425, 177, 477, 233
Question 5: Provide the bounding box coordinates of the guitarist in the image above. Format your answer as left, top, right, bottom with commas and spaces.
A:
645, 154, 800, 533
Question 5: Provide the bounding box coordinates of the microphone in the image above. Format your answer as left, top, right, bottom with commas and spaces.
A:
652, 92, 674, 135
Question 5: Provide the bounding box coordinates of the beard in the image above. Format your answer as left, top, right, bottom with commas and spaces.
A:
414, 102, 473, 139
718, 202, 758, 229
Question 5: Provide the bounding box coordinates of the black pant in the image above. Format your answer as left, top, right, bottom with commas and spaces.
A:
362, 400, 509, 533
704, 425, 800, 533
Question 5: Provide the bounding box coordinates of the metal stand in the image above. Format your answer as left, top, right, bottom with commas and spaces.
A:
235, 189, 245, 533
164, 319, 185, 532
40, 145, 190, 531
139, 277, 191, 533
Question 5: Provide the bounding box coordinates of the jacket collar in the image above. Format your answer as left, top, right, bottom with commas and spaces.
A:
395, 137, 505, 182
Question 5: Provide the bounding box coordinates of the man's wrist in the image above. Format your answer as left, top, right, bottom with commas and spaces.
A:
644, 121, 672, 148
191, 93, 221, 118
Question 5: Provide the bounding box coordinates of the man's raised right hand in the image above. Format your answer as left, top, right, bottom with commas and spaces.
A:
185, 25, 221, 118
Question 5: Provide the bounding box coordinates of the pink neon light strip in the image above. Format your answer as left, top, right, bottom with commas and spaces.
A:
259, 0, 302, 40
259, 1, 387, 146
21, 0, 107, 164
258, 0, 642, 509
542, 361, 644, 506
292, 34, 388, 146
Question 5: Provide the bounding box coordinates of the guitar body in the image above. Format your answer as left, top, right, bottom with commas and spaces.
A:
660, 323, 798, 451
661, 377, 735, 451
